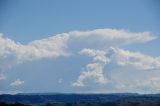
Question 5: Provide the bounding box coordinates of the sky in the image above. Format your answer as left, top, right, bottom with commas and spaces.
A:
0, 0, 160, 94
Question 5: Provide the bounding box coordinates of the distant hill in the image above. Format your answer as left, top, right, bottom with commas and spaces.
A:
1, 93, 160, 106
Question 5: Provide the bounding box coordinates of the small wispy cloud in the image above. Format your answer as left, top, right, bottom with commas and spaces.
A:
10, 79, 24, 86
0, 90, 22, 95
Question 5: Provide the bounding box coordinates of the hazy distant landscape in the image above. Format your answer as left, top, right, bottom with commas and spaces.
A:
1, 93, 160, 106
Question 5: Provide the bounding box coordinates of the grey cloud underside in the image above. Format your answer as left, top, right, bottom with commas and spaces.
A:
0, 28, 159, 93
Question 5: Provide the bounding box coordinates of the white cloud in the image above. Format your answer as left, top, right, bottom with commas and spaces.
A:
0, 29, 158, 93
72, 49, 110, 86
0, 33, 69, 63
108, 47, 160, 70
0, 28, 155, 68
10, 79, 24, 86
0, 29, 155, 80
0, 33, 70, 76
68, 29, 155, 44
79, 48, 109, 63
107, 48, 160, 94
73, 47, 160, 93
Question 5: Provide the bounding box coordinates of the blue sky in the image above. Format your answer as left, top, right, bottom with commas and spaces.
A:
0, 0, 160, 94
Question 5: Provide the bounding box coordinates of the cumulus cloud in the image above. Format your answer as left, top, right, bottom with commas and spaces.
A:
0, 33, 69, 63
105, 48, 160, 93
10, 79, 24, 86
73, 47, 160, 90
72, 63, 108, 87
0, 29, 155, 72
72, 49, 110, 86
0, 28, 159, 93
0, 33, 69, 77
108, 47, 160, 70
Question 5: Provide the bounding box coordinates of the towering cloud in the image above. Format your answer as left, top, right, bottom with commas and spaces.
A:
0, 29, 155, 67
72, 47, 160, 93
0, 28, 159, 93
72, 49, 109, 86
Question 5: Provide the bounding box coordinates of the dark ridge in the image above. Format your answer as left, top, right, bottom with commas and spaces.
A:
1, 93, 160, 106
